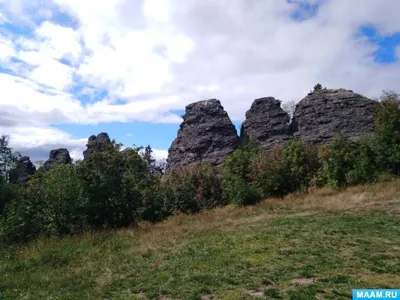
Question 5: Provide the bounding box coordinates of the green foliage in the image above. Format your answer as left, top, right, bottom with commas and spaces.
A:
318, 134, 360, 188
0, 135, 21, 182
1, 139, 168, 243
313, 83, 326, 92
221, 140, 262, 205
163, 164, 228, 213
373, 90, 400, 174
0, 164, 88, 243
251, 139, 320, 197
141, 145, 156, 168
1, 87, 399, 245
314, 83, 322, 91
0, 176, 17, 215
346, 135, 379, 185
77, 143, 152, 228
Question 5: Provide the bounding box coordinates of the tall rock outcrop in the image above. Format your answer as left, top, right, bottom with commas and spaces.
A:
166, 99, 239, 173
9, 156, 36, 183
291, 89, 376, 144
240, 97, 292, 149
83, 132, 112, 160
43, 148, 72, 170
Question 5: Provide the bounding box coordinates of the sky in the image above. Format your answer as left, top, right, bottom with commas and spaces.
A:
1, 0, 400, 163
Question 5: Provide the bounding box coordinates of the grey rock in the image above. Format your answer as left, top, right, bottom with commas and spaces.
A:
240, 97, 292, 149
166, 99, 239, 173
43, 148, 72, 170
83, 132, 112, 160
291, 89, 376, 144
9, 156, 36, 183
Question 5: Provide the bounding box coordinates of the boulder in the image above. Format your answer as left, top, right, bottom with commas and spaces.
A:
83, 132, 112, 160
9, 156, 36, 183
240, 97, 292, 148
291, 89, 376, 144
43, 148, 72, 170
166, 99, 239, 173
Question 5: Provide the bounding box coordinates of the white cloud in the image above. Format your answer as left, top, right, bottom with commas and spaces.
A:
1, 125, 87, 162
29, 58, 74, 90
152, 149, 168, 161
1, 0, 400, 161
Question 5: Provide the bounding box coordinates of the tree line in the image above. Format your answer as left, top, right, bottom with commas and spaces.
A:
0, 90, 399, 244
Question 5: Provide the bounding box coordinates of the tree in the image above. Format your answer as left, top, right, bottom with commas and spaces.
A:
373, 90, 400, 174
142, 145, 156, 169
0, 135, 21, 182
313, 83, 323, 91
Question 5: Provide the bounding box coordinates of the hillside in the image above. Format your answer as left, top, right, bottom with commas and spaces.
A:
1, 179, 399, 300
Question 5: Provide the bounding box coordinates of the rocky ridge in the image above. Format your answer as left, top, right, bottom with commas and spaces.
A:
83, 132, 113, 160
43, 148, 72, 170
291, 88, 376, 144
165, 99, 240, 173
9, 88, 378, 180
240, 97, 292, 149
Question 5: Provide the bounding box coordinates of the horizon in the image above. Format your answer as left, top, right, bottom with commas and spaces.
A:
1, 0, 400, 163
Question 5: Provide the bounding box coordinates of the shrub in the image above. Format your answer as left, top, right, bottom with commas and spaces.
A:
373, 91, 400, 175
0, 164, 88, 243
318, 134, 360, 189
163, 164, 228, 214
221, 141, 262, 205
251, 139, 319, 197
346, 134, 379, 185
0, 176, 17, 215
77, 143, 152, 228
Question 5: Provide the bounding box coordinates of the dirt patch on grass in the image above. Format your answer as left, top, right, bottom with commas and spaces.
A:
133, 292, 147, 299
291, 278, 316, 285
246, 289, 265, 297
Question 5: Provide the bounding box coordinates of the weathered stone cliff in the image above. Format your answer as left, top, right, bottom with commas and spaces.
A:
165, 99, 239, 173
43, 148, 72, 170
291, 89, 376, 144
240, 97, 292, 149
83, 132, 112, 160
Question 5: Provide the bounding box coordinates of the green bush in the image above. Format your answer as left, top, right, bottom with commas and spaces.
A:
163, 164, 228, 214
221, 141, 262, 205
77, 144, 153, 228
318, 134, 360, 189
373, 91, 400, 175
346, 135, 379, 185
251, 139, 319, 197
0, 176, 17, 215
0, 164, 88, 243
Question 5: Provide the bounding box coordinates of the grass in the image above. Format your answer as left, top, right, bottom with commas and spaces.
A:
0, 179, 399, 299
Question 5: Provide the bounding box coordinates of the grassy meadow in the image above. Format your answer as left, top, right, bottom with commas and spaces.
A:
1, 179, 399, 300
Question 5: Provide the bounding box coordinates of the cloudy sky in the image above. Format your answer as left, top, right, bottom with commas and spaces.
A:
1, 0, 400, 163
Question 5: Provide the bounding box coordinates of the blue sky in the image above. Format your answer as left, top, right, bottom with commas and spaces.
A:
0, 0, 399, 162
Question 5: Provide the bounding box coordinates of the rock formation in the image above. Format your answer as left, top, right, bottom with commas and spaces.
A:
291, 89, 376, 144
9, 156, 36, 183
240, 97, 292, 149
166, 99, 239, 173
83, 132, 112, 160
43, 148, 72, 170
